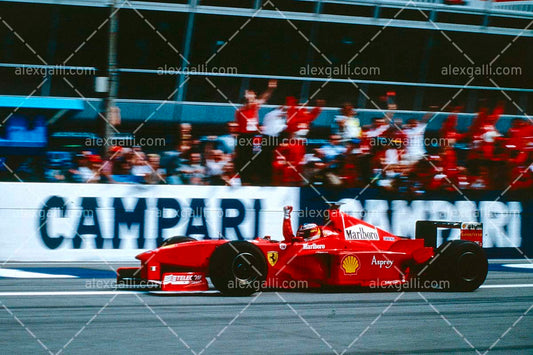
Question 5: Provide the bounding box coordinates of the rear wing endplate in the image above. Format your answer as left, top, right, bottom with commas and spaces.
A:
415, 221, 483, 248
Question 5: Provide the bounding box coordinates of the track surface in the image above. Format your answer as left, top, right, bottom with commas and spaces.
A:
1, 262, 532, 354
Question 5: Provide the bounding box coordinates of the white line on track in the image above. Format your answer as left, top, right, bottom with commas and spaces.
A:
0, 291, 144, 296
2, 263, 128, 265
480, 284, 533, 289
502, 263, 533, 269
0, 269, 77, 279
0, 290, 220, 297
0, 286, 531, 297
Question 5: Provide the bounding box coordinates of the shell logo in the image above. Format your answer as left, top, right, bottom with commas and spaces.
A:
341, 255, 360, 274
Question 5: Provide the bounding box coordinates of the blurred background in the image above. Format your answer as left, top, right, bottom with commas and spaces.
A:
0, 0, 531, 194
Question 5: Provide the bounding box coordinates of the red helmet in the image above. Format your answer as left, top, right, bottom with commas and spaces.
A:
297, 223, 321, 241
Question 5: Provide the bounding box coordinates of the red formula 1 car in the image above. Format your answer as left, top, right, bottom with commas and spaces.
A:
117, 205, 488, 295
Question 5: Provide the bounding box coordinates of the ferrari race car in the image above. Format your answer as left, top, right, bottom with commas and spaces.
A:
117, 205, 488, 295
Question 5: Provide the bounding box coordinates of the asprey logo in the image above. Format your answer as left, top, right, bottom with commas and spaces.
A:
163, 274, 203, 285
371, 255, 393, 269
345, 224, 379, 241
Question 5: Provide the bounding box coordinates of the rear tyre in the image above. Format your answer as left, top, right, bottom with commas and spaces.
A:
209, 241, 267, 296
159, 236, 196, 248
425, 240, 488, 291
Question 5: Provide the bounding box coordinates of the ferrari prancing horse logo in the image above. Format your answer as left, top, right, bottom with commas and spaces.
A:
267, 251, 279, 266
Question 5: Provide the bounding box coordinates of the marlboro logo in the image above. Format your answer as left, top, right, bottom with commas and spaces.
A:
345, 225, 379, 241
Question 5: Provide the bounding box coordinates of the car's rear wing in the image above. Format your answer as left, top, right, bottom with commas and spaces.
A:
415, 221, 483, 248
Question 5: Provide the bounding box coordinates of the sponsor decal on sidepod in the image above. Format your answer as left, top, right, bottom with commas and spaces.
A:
302, 244, 326, 250
371, 255, 394, 269
163, 274, 203, 285
341, 255, 361, 275
345, 224, 380, 241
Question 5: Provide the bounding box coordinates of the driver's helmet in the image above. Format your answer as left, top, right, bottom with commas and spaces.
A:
297, 223, 321, 241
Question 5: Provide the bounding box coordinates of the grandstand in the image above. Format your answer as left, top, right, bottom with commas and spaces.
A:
0, 0, 531, 189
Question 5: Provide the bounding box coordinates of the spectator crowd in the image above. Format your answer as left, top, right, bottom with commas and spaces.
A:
1, 83, 532, 194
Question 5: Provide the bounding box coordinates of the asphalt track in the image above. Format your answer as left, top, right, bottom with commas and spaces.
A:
0, 261, 532, 355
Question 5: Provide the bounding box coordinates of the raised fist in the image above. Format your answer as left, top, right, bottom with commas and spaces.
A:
283, 205, 293, 219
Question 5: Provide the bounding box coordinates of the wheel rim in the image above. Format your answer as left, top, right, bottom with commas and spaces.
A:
232, 253, 259, 281
457, 251, 482, 281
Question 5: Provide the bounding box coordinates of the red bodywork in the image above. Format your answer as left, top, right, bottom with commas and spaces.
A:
118, 208, 443, 291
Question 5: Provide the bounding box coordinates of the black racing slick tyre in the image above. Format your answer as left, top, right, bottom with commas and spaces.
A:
209, 241, 268, 296
428, 240, 488, 291
158, 236, 196, 248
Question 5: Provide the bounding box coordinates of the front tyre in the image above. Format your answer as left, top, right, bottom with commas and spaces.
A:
209, 241, 267, 296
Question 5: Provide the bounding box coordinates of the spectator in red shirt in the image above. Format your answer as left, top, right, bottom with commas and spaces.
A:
270, 97, 324, 186
285, 98, 324, 137
235, 80, 277, 134
272, 151, 289, 186
440, 107, 468, 147
507, 118, 533, 190
234, 80, 277, 184
507, 118, 531, 154
274, 139, 307, 185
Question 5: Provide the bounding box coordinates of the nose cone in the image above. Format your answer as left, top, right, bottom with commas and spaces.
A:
136, 250, 153, 262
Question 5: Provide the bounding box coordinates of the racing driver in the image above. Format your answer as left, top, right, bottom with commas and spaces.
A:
282, 206, 322, 243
